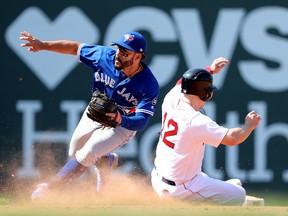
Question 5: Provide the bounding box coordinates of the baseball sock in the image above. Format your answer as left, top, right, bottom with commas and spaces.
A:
49, 157, 87, 188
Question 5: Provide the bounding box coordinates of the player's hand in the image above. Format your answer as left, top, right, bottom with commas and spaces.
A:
245, 110, 262, 130
106, 111, 122, 124
209, 57, 229, 74
20, 31, 43, 52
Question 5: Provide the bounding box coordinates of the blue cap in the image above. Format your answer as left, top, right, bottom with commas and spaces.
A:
111, 32, 147, 53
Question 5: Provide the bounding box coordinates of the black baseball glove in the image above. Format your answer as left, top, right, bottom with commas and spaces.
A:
86, 89, 118, 128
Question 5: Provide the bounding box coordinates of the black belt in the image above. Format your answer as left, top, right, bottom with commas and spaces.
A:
162, 177, 176, 186
154, 167, 176, 186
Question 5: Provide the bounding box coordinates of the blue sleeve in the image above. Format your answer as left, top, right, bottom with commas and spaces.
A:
79, 44, 115, 68
120, 112, 151, 131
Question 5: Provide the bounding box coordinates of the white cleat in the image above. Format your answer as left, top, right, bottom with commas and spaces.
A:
31, 182, 49, 201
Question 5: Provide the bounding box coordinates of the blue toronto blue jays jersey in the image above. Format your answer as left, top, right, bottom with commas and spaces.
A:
77, 44, 159, 131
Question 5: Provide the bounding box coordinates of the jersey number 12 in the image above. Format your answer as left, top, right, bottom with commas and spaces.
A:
161, 112, 178, 149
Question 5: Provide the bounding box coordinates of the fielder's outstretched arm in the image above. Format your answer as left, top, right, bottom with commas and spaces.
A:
20, 31, 80, 55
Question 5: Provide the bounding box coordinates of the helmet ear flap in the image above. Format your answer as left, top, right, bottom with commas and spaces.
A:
201, 91, 213, 101
181, 68, 217, 101
201, 86, 215, 101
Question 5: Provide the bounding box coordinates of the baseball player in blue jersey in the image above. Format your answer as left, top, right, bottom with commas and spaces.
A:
20, 31, 159, 200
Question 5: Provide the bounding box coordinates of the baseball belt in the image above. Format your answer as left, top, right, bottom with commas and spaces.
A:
154, 167, 176, 186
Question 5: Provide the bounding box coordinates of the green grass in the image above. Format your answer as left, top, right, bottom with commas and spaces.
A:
0, 197, 10, 205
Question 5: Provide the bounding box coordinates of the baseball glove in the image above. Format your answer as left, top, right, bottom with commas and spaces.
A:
86, 89, 118, 128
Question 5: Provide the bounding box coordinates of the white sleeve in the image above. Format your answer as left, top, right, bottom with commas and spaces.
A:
190, 114, 228, 147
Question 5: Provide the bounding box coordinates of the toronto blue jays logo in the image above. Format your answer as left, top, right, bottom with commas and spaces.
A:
123, 34, 134, 42
118, 105, 136, 115
117, 87, 138, 105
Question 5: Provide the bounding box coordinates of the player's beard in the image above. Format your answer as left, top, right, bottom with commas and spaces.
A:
114, 57, 134, 70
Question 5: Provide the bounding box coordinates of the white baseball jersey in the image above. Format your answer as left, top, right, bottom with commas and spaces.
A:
154, 84, 228, 185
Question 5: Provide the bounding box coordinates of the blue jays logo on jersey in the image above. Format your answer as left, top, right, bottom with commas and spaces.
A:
118, 105, 136, 115
117, 87, 138, 106
94, 71, 116, 88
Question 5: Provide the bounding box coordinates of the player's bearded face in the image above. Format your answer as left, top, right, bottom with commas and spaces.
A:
114, 47, 136, 70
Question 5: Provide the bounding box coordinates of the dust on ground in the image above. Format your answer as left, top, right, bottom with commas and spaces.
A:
2, 172, 288, 216
4, 170, 183, 208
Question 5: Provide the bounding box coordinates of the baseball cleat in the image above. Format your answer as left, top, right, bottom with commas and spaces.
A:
106, 152, 119, 168
96, 152, 119, 170
95, 153, 119, 192
31, 182, 49, 201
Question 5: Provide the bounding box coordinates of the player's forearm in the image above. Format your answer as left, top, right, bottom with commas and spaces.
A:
222, 126, 254, 146
120, 114, 150, 131
41, 40, 81, 55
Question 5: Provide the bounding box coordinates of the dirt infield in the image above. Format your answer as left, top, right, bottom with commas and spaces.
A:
1, 205, 288, 216
1, 173, 288, 216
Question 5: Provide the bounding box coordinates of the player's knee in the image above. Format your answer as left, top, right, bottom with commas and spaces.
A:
231, 187, 246, 206
68, 149, 76, 158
